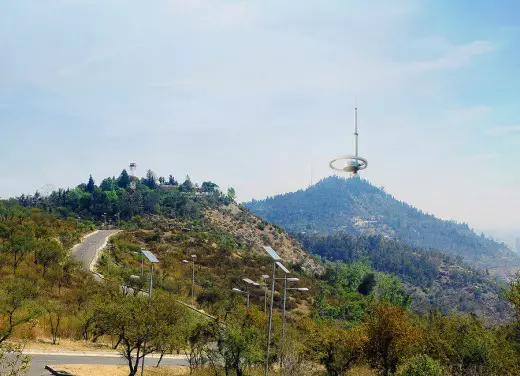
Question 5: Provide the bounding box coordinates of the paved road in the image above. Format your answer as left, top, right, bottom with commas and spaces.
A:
24, 230, 194, 375
27, 353, 187, 376
72, 230, 119, 270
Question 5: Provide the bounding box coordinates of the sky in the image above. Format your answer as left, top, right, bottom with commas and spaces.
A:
1, 0, 520, 231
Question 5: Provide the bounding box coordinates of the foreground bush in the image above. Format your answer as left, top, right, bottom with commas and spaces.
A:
397, 355, 445, 376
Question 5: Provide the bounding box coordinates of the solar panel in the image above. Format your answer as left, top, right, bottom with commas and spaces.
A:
263, 246, 282, 261
142, 250, 159, 263
276, 262, 289, 274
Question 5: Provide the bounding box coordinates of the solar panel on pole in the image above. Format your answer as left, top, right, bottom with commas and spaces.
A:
262, 246, 282, 261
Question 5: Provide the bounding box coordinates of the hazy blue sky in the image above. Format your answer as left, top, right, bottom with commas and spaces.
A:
1, 0, 519, 230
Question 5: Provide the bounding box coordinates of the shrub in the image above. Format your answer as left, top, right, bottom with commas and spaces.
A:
398, 354, 446, 376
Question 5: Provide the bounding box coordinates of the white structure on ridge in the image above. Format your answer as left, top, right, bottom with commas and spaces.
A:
129, 162, 137, 191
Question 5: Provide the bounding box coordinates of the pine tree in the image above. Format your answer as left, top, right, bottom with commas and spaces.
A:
117, 170, 131, 189
86, 175, 95, 193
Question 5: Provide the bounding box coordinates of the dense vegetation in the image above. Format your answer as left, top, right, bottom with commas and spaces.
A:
97, 214, 520, 375
245, 176, 518, 267
298, 233, 511, 323
3, 172, 520, 375
17, 169, 235, 223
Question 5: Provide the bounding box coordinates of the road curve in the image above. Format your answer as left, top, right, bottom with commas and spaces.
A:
71, 230, 119, 271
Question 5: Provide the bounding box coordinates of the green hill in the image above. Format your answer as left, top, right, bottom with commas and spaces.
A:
10, 171, 513, 323
244, 176, 520, 271
3, 170, 520, 375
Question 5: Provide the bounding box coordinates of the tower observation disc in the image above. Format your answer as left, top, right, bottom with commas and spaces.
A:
329, 107, 368, 175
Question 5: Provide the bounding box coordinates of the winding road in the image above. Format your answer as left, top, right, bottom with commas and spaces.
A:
26, 229, 189, 376
71, 230, 119, 271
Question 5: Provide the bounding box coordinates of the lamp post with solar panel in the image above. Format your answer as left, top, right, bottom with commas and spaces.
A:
140, 249, 159, 376
273, 261, 300, 362
262, 246, 282, 376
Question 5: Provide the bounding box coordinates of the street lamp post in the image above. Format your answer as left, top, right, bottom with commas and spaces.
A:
140, 248, 145, 278
279, 281, 308, 372
140, 249, 159, 376
107, 243, 111, 276
182, 254, 197, 305
261, 274, 270, 314
276, 261, 290, 358
232, 287, 250, 309
241, 278, 260, 310
262, 246, 282, 376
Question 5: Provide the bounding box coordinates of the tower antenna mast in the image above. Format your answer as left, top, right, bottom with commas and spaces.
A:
354, 107, 358, 159
329, 104, 367, 175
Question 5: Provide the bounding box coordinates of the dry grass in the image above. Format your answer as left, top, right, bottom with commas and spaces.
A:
18, 337, 115, 352
347, 366, 377, 375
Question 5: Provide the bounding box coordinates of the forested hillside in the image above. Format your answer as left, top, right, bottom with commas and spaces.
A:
298, 233, 511, 323
17, 170, 234, 222
4, 172, 520, 375
245, 176, 519, 270
13, 170, 513, 321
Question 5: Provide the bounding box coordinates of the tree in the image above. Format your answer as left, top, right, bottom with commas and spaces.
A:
397, 355, 446, 376
143, 169, 157, 189
2, 234, 35, 272
86, 175, 95, 193
117, 170, 131, 189
424, 312, 519, 375
227, 187, 236, 201
168, 175, 177, 186
365, 304, 422, 376
93, 291, 186, 376
35, 238, 65, 277
180, 176, 194, 192
43, 300, 66, 345
376, 274, 412, 309
214, 309, 265, 376
358, 273, 376, 295
100, 177, 115, 191
0, 278, 39, 344
184, 320, 218, 375
0, 343, 31, 376
201, 181, 219, 193
310, 322, 368, 376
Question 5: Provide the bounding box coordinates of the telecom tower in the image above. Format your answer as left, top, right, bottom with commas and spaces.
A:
329, 107, 368, 175
129, 162, 137, 191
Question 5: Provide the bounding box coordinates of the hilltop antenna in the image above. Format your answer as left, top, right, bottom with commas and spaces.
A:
129, 162, 137, 191
329, 106, 368, 175
354, 107, 358, 158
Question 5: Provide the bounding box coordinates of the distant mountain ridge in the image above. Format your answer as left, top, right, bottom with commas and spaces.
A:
245, 176, 519, 269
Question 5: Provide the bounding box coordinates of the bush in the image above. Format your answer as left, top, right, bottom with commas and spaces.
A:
398, 354, 446, 376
